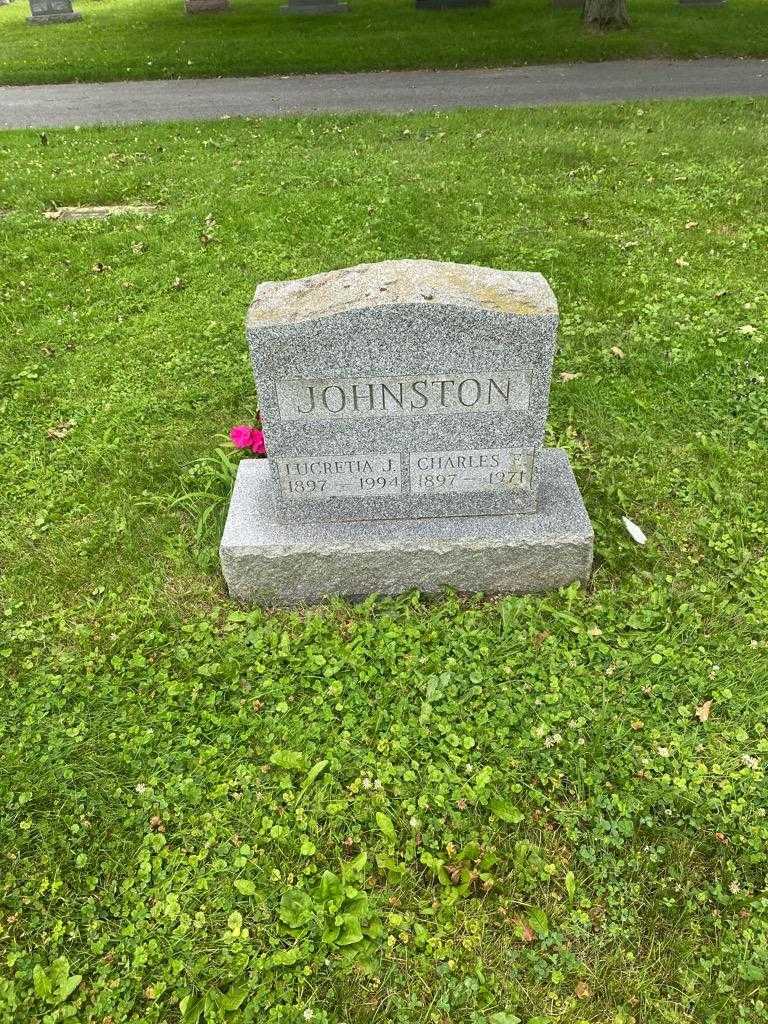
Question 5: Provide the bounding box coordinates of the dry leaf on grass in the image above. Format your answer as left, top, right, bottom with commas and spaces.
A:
559, 372, 582, 382
46, 420, 75, 440
695, 700, 713, 723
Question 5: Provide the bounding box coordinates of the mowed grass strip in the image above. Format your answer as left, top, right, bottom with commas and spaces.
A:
0, 0, 767, 85
0, 100, 767, 1023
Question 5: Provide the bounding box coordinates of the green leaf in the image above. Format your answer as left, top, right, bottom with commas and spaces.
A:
56, 973, 82, 1003
180, 994, 204, 1024
302, 759, 329, 788
488, 798, 524, 824
299, 838, 316, 856
317, 870, 343, 908
234, 879, 257, 896
565, 870, 576, 902
220, 984, 250, 1011
32, 965, 52, 1002
278, 889, 313, 929
375, 811, 396, 844
49, 957, 70, 989
270, 749, 307, 771
336, 913, 364, 946
271, 946, 303, 966
528, 908, 549, 936
489, 1014, 521, 1024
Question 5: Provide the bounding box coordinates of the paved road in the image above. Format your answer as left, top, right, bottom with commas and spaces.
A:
1, 58, 766, 129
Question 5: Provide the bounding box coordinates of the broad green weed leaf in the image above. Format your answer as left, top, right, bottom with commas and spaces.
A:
220, 984, 250, 1011
179, 994, 204, 1024
336, 913, 364, 946
528, 908, 549, 936
488, 798, 524, 824
317, 870, 343, 907
376, 812, 396, 844
32, 965, 51, 1002
57, 973, 82, 1002
234, 879, 257, 896
270, 749, 307, 771
278, 889, 313, 929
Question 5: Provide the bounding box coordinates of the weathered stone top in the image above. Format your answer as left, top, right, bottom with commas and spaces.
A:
247, 259, 557, 327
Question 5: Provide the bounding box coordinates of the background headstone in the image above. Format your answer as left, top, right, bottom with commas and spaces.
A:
184, 0, 230, 12
280, 0, 348, 14
221, 259, 593, 605
415, 0, 489, 8
27, 0, 81, 23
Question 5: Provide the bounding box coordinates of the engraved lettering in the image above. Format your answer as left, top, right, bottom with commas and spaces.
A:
277, 371, 530, 422
458, 378, 481, 407
322, 385, 346, 413
380, 382, 404, 410
295, 385, 316, 415
410, 379, 429, 409
409, 449, 534, 496
438, 379, 456, 406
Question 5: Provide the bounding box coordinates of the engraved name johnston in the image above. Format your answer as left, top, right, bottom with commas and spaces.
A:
276, 371, 530, 422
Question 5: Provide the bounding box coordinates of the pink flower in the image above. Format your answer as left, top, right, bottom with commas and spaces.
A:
249, 429, 266, 455
229, 425, 254, 449
229, 424, 267, 456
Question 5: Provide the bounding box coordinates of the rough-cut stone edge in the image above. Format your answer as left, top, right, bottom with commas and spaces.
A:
220, 448, 593, 606
247, 260, 556, 327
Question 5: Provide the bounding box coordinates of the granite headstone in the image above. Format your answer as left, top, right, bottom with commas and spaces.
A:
27, 0, 81, 23
281, 0, 348, 14
221, 259, 593, 605
184, 0, 230, 12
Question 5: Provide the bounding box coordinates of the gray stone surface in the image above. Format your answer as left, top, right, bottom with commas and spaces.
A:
185, 0, 230, 11
415, 0, 489, 8
247, 259, 557, 524
281, 0, 349, 13
220, 449, 593, 606
27, 0, 81, 22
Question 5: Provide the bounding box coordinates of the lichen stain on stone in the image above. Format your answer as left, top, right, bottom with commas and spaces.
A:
248, 259, 552, 326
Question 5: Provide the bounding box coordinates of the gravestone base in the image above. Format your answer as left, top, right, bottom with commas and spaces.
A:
415, 0, 489, 7
27, 9, 81, 20
280, 0, 348, 13
221, 449, 593, 606
184, 0, 230, 12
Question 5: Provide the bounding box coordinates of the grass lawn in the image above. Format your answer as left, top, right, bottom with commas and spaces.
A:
1, 98, 768, 1023
1, 0, 768, 86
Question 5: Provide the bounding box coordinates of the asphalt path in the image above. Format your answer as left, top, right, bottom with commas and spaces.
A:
0, 57, 766, 129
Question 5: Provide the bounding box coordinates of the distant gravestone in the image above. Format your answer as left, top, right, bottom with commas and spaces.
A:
281, 0, 348, 14
415, 0, 488, 8
220, 259, 593, 606
184, 0, 230, 12
27, 0, 81, 23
